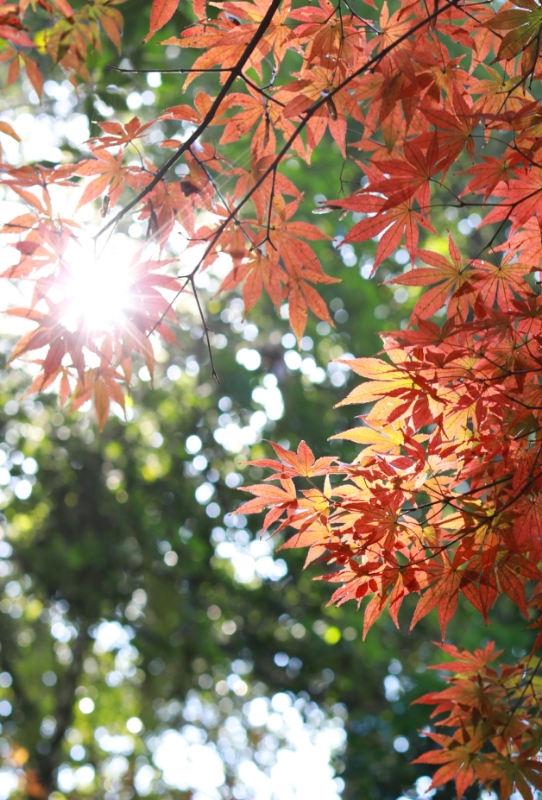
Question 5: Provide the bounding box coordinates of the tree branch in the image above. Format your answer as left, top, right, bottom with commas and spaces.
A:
97, 0, 283, 238
36, 623, 89, 794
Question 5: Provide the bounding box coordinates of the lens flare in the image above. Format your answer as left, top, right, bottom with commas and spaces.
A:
62, 242, 131, 333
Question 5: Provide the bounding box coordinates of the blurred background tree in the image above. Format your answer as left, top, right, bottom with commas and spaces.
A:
0, 2, 531, 799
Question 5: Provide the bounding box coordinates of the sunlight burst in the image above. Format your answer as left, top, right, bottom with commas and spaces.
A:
62, 243, 132, 333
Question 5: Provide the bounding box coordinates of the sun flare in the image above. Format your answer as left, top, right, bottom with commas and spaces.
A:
62, 242, 132, 333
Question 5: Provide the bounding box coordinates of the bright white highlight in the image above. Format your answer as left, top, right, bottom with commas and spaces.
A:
393, 736, 409, 753
78, 697, 95, 714
212, 529, 288, 585
92, 621, 134, 653
397, 776, 436, 800
149, 690, 346, 800
153, 731, 225, 795
0, 769, 18, 800
62, 242, 131, 333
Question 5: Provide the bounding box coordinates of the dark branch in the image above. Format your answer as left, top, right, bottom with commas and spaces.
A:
97, 0, 283, 238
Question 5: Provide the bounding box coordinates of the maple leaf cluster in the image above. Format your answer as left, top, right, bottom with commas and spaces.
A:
413, 643, 542, 800
0, 0, 125, 96
0, 153, 181, 429
5, 0, 542, 793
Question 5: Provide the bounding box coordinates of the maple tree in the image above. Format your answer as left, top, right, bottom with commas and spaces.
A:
4, 0, 542, 795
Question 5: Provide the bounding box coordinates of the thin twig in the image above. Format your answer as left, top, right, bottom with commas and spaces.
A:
107, 65, 233, 74
190, 277, 220, 382
145, 0, 461, 336
97, 0, 283, 238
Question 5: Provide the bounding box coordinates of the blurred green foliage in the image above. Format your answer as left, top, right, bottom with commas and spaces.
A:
0, 287, 529, 800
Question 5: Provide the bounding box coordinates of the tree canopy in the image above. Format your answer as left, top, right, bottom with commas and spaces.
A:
2, 0, 542, 797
